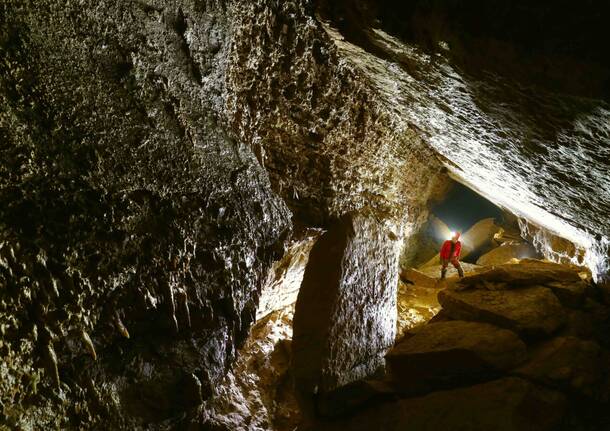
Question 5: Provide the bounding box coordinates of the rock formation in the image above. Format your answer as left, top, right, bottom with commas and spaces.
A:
310, 260, 610, 431
1, 0, 609, 429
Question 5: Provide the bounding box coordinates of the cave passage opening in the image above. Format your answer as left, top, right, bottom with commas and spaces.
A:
432, 181, 504, 237
402, 177, 540, 271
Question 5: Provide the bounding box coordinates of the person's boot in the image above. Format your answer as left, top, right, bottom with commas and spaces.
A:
457, 265, 464, 278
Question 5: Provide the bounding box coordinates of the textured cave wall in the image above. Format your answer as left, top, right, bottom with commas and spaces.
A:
315, 0, 610, 282
225, 1, 449, 409
292, 213, 400, 415
1, 0, 453, 428
0, 1, 291, 428
226, 0, 446, 226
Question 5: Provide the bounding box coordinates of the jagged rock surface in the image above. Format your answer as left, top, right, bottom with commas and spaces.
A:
387, 321, 527, 391
395, 280, 441, 340
202, 307, 300, 431
311, 377, 566, 431
438, 286, 566, 337
0, 1, 294, 428
292, 213, 401, 400
476, 241, 540, 266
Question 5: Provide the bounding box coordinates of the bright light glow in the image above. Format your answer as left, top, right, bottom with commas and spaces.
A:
448, 231, 456, 240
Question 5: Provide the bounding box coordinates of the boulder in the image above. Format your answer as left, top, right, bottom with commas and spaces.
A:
396, 281, 441, 340
545, 280, 589, 308
516, 336, 602, 398
315, 379, 397, 418
399, 267, 438, 288
313, 378, 566, 431
292, 213, 401, 398
476, 241, 540, 266
458, 260, 582, 289
387, 321, 527, 391
438, 287, 566, 337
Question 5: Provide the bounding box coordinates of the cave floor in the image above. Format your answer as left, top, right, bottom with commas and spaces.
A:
309, 259, 610, 431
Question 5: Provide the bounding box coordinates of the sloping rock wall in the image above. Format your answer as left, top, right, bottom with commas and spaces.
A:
0, 1, 291, 428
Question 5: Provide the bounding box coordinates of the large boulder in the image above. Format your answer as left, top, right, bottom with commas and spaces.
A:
387, 321, 527, 391
292, 212, 401, 400
476, 241, 540, 266
544, 281, 589, 308
516, 336, 603, 398
311, 378, 566, 431
399, 267, 438, 288
396, 281, 441, 340
458, 260, 583, 289
438, 287, 566, 337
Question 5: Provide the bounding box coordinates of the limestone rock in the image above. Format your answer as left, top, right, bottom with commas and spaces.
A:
313, 378, 566, 431
316, 379, 397, 418
516, 337, 602, 398
203, 308, 300, 431
387, 321, 526, 391
438, 287, 566, 337
399, 268, 438, 288
396, 281, 441, 340
292, 212, 401, 397
476, 241, 540, 266
458, 260, 582, 289
257, 231, 321, 320
544, 281, 588, 308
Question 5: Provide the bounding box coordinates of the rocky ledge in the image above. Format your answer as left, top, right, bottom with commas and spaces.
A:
309, 260, 610, 431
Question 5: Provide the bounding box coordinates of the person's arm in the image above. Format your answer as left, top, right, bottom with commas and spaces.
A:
440, 241, 449, 258
454, 242, 462, 259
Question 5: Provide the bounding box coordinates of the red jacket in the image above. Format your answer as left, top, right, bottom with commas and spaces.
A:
440, 240, 461, 260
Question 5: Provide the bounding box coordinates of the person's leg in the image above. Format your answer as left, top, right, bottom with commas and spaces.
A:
451, 258, 464, 278
440, 259, 449, 279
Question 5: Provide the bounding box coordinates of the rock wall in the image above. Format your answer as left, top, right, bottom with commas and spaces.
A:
0, 0, 447, 428
292, 212, 401, 416
226, 0, 445, 226
0, 1, 291, 428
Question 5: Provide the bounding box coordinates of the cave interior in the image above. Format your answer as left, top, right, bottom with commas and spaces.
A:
1, 0, 609, 430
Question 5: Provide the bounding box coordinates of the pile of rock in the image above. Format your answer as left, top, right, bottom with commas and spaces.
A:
309, 260, 610, 431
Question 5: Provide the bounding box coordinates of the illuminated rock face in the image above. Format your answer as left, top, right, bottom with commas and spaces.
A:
316, 0, 610, 282
292, 213, 400, 398
1, 0, 609, 429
